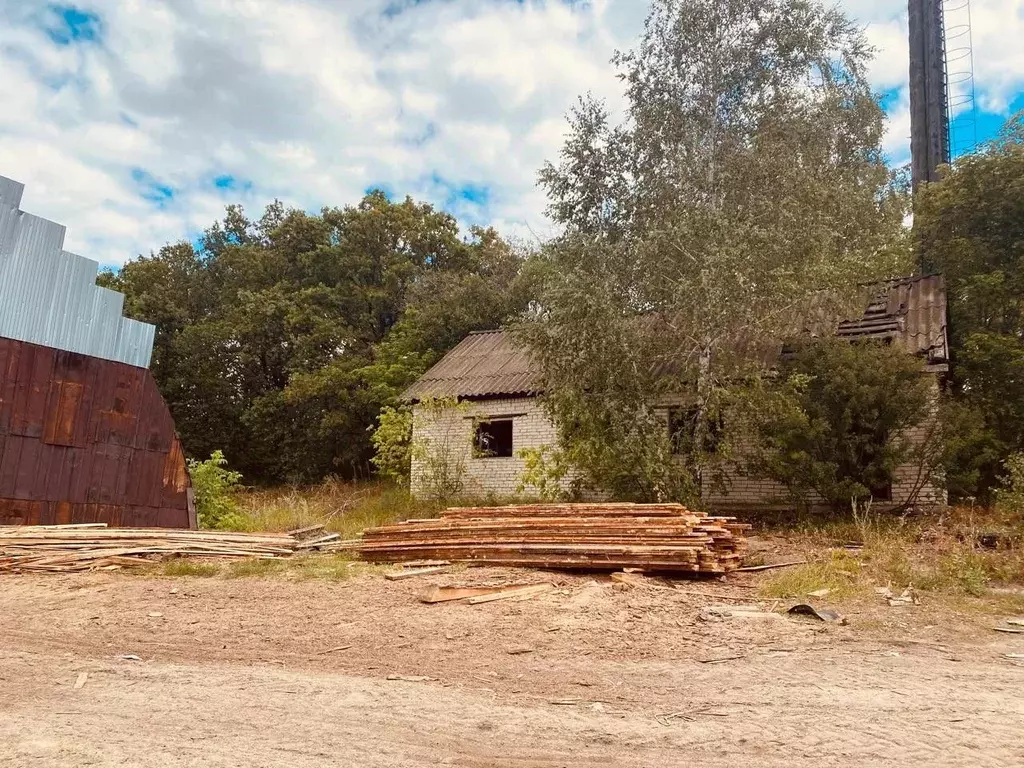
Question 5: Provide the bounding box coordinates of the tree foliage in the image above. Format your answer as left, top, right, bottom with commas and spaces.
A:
105, 192, 536, 483
748, 340, 932, 511
188, 450, 245, 530
519, 0, 909, 501
915, 113, 1024, 500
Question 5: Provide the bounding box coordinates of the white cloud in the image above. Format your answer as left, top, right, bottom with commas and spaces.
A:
0, 0, 1021, 266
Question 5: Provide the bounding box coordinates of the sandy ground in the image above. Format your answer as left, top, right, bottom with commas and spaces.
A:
2, 562, 1024, 767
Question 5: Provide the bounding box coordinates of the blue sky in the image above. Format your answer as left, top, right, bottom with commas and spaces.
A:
0, 0, 1022, 267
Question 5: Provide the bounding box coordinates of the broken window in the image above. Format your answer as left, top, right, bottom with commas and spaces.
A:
668, 406, 722, 455
474, 419, 514, 458
870, 482, 893, 502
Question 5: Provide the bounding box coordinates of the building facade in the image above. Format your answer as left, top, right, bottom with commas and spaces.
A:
405, 276, 949, 511
0, 175, 194, 529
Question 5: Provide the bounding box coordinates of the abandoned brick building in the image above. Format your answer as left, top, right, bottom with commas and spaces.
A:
403, 275, 949, 511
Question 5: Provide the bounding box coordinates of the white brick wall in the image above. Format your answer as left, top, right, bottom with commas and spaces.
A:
410, 377, 947, 509
410, 397, 563, 498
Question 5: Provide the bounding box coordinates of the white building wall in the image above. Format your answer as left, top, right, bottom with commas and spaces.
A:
410, 382, 947, 509
410, 397, 563, 499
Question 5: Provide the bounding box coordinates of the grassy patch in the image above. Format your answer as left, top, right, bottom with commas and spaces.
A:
224, 558, 290, 579
758, 506, 1024, 605
234, 480, 441, 538
760, 549, 864, 599
158, 559, 221, 578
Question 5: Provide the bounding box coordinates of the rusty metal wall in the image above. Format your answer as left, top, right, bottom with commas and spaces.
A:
0, 335, 195, 529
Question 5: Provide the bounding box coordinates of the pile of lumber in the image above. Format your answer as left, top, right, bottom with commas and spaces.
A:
359, 503, 750, 574
0, 524, 298, 573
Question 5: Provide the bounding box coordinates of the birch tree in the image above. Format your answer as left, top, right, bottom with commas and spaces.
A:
521, 0, 909, 501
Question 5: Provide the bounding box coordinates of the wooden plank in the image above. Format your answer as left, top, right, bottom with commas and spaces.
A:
418, 585, 518, 604
466, 583, 555, 605
294, 533, 341, 550
383, 566, 450, 581
734, 561, 807, 573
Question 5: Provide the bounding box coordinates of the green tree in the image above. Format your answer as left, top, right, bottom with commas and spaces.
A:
519, 0, 908, 500
110, 193, 536, 484
188, 450, 245, 530
915, 113, 1024, 500
747, 339, 932, 511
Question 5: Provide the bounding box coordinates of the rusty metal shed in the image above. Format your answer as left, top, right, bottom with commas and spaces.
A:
0, 175, 193, 529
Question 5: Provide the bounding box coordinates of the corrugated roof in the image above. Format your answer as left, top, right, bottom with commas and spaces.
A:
403, 275, 948, 401
0, 175, 155, 368
836, 275, 948, 364
402, 330, 540, 401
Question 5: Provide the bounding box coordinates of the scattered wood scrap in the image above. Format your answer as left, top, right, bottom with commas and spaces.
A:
418, 584, 504, 604
418, 582, 553, 605
383, 566, 450, 581
734, 560, 807, 573
466, 583, 554, 604
359, 503, 750, 575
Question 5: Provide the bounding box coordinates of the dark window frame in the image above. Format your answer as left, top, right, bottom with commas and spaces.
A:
473, 418, 514, 458
668, 406, 723, 455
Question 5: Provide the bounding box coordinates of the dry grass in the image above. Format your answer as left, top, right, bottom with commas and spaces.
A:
234, 479, 442, 538
159, 559, 220, 578
152, 553, 384, 581
758, 506, 1024, 607
149, 481, 492, 581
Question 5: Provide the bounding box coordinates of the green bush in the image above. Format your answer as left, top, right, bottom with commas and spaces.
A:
188, 450, 245, 530
748, 338, 932, 511
370, 405, 414, 484
997, 452, 1024, 515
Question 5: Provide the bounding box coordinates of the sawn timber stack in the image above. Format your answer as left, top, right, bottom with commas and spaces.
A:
359, 503, 750, 574
0, 524, 298, 573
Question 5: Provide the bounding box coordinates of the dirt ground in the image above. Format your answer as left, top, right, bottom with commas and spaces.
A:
2, 555, 1024, 767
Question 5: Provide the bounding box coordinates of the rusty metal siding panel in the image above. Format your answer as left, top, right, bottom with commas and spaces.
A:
0, 175, 155, 369
0, 335, 193, 529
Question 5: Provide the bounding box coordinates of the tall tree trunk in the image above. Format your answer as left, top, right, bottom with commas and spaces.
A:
692, 340, 713, 497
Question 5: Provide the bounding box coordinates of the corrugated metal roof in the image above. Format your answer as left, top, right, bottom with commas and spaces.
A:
404, 275, 949, 401
836, 275, 948, 363
402, 330, 540, 401
0, 175, 155, 368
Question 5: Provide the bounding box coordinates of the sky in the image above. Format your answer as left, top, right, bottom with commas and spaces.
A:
0, 0, 1022, 269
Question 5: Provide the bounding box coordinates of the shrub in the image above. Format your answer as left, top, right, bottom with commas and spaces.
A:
996, 452, 1024, 516
370, 397, 470, 503
748, 338, 932, 511
188, 450, 245, 530
370, 405, 414, 484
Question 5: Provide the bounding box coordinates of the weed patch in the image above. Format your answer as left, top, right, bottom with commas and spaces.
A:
160, 559, 220, 578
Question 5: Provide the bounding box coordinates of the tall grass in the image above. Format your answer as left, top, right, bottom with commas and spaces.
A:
234, 479, 442, 538
760, 505, 1024, 600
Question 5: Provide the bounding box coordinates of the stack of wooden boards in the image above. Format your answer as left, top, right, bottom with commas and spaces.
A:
359, 503, 750, 574
0, 524, 297, 573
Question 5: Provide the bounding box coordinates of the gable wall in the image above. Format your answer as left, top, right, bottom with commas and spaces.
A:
410, 397, 566, 499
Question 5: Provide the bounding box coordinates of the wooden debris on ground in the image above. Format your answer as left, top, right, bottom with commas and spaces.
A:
383, 566, 451, 581
418, 582, 554, 605
0, 525, 299, 573
733, 560, 807, 573
359, 503, 750, 575
465, 583, 554, 604
286, 525, 349, 552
